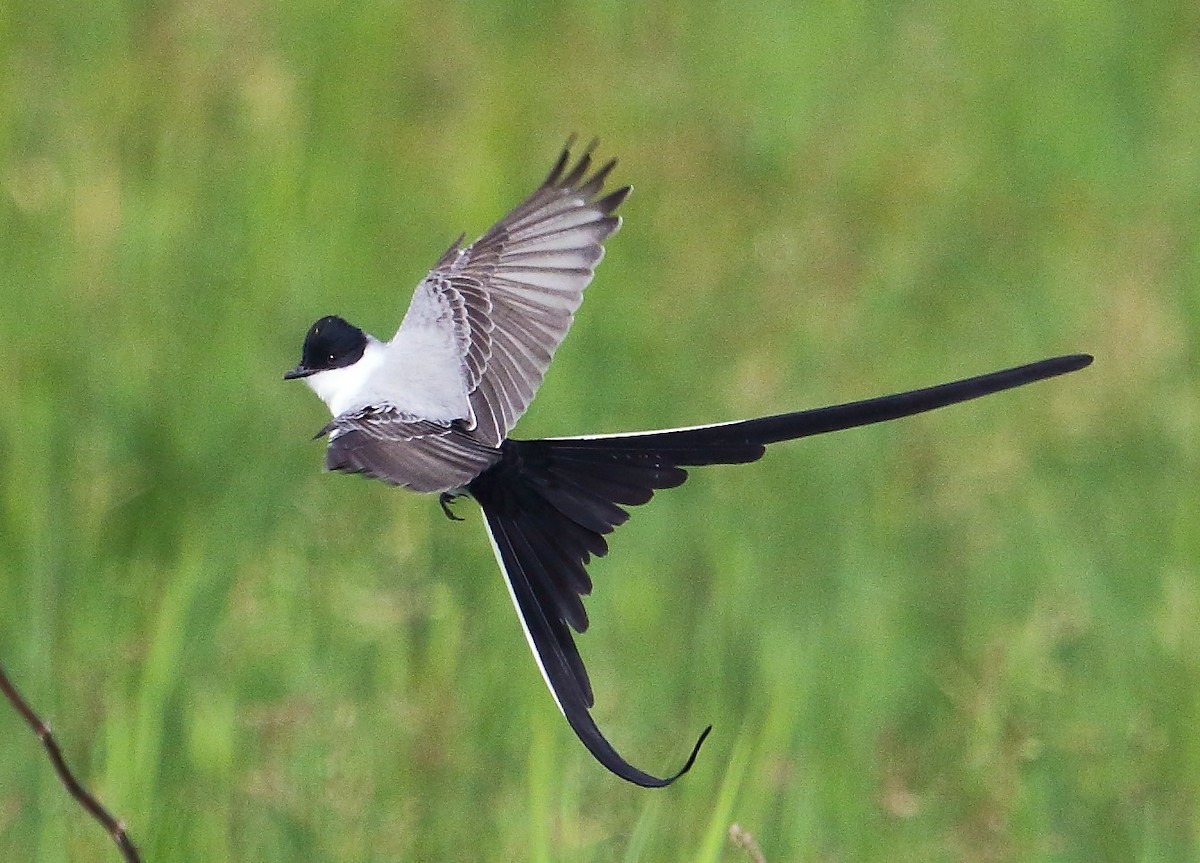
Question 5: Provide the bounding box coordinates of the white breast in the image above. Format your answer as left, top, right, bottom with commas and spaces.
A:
305, 333, 471, 422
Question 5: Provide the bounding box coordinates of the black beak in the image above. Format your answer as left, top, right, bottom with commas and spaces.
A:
283, 365, 316, 380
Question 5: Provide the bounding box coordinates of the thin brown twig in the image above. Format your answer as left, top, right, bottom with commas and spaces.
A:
0, 661, 141, 863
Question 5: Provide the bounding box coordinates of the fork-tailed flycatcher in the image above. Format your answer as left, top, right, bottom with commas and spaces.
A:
284, 140, 1093, 787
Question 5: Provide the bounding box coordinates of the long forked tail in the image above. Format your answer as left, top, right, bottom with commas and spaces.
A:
468, 353, 1092, 786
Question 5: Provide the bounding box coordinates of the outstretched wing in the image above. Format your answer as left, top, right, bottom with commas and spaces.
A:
395, 140, 629, 447
322, 408, 501, 494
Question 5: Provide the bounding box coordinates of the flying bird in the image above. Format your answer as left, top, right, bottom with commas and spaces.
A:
284, 141, 1093, 787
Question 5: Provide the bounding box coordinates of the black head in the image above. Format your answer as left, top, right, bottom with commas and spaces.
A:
283, 315, 368, 380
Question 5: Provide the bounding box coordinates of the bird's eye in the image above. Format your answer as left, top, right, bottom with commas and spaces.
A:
328, 353, 336, 362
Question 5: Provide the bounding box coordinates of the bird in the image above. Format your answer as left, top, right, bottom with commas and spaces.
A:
284, 140, 1093, 787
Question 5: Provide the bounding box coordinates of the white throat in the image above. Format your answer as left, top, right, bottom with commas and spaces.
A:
304, 336, 387, 417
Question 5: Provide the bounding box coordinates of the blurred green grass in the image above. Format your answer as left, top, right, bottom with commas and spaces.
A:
0, 0, 1195, 860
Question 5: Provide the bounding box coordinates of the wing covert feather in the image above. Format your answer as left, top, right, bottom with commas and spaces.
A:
322, 410, 500, 493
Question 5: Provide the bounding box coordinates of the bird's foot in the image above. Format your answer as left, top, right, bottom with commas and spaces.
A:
439, 492, 465, 521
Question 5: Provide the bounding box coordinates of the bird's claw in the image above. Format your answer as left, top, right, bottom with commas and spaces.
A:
439, 492, 465, 521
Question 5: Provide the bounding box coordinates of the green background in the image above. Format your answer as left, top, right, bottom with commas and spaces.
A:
0, 1, 1193, 860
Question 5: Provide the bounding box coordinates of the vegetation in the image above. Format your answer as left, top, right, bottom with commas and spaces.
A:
0, 1, 1194, 860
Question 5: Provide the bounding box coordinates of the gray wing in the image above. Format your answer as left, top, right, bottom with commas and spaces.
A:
408, 140, 630, 447
322, 408, 501, 494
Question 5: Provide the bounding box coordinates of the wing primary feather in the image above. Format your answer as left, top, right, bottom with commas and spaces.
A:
579, 157, 618, 196
560, 143, 597, 187
543, 140, 574, 186
594, 184, 631, 215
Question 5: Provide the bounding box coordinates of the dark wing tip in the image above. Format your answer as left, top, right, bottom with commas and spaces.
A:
544, 139, 575, 187
561, 146, 595, 188
595, 183, 631, 215
544, 137, 610, 190
580, 157, 614, 191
